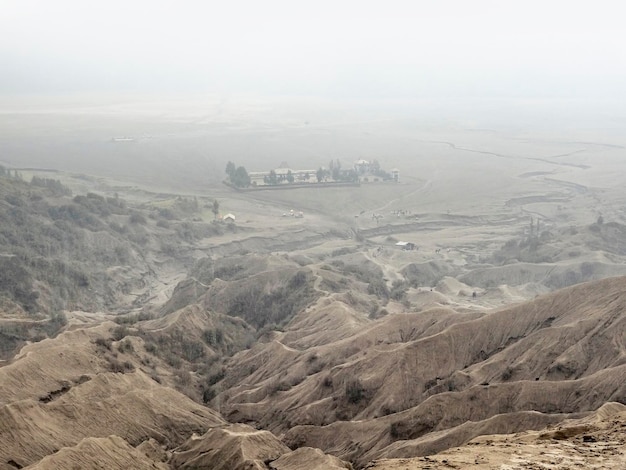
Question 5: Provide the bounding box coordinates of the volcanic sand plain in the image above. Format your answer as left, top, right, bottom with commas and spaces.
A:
1, 100, 626, 468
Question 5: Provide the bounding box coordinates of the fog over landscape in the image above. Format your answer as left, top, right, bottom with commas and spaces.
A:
1, 2, 625, 470
2, 0, 626, 188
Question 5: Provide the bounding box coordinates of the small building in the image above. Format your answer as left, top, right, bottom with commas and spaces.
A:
390, 168, 400, 182
395, 241, 416, 250
223, 213, 236, 223
248, 171, 267, 186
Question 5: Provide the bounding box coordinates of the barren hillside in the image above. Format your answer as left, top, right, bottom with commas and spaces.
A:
1, 151, 626, 469
209, 276, 626, 466
367, 402, 626, 469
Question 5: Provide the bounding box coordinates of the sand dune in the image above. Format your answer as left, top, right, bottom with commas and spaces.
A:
170, 424, 289, 469
214, 277, 626, 465
25, 435, 168, 470
0, 320, 224, 469
2, 135, 626, 470
169, 424, 353, 470
270, 447, 353, 469
367, 402, 626, 469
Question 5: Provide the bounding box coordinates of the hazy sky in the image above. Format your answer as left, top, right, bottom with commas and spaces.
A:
2, 0, 625, 102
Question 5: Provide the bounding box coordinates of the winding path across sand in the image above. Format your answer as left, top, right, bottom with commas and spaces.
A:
420, 139, 591, 169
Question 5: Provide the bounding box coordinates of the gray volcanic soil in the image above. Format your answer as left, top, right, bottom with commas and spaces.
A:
1, 99, 626, 468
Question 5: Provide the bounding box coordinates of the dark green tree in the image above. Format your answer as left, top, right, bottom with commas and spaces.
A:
232, 166, 251, 188
268, 170, 278, 185
331, 159, 341, 180
225, 161, 236, 179
316, 167, 325, 183
212, 199, 220, 220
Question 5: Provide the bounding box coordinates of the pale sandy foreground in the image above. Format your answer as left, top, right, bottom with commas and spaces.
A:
366, 403, 626, 469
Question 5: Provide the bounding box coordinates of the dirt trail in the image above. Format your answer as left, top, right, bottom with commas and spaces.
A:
420, 139, 591, 169
371, 177, 431, 215
362, 248, 402, 286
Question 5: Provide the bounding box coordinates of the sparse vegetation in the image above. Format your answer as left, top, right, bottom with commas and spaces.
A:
344, 378, 366, 404
268, 379, 292, 395
202, 328, 224, 347
114, 311, 153, 325
389, 280, 409, 300
112, 325, 129, 341
129, 211, 147, 225
202, 387, 217, 403
322, 375, 333, 388
3, 133, 626, 470
225, 269, 318, 328
94, 337, 112, 350
117, 339, 134, 354
490, 232, 556, 265
367, 278, 389, 298
206, 370, 226, 386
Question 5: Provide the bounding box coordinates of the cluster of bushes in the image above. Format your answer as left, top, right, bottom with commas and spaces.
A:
389, 280, 409, 301
331, 259, 385, 284
73, 193, 128, 217
139, 329, 207, 368
227, 270, 317, 328
188, 256, 253, 286
48, 203, 104, 231
152, 197, 201, 221
0, 177, 151, 313
174, 220, 221, 242
113, 311, 154, 325
328, 259, 409, 301
0, 256, 39, 313
30, 176, 72, 196
344, 378, 366, 404
225, 161, 251, 188
490, 233, 556, 265
202, 328, 225, 347
367, 278, 389, 298
108, 358, 135, 373
0, 311, 67, 359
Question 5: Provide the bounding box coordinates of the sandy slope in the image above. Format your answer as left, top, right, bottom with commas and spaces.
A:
0, 371, 224, 469
0, 317, 225, 470
0, 306, 353, 470
366, 402, 626, 469
3, 123, 626, 469
170, 424, 290, 469
271, 447, 353, 469
25, 436, 169, 470
213, 276, 626, 466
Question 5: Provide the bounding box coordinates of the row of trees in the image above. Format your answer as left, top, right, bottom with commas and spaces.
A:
323, 159, 391, 183
225, 162, 250, 188
262, 159, 358, 185
317, 160, 359, 183
225, 158, 391, 189
263, 169, 298, 185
